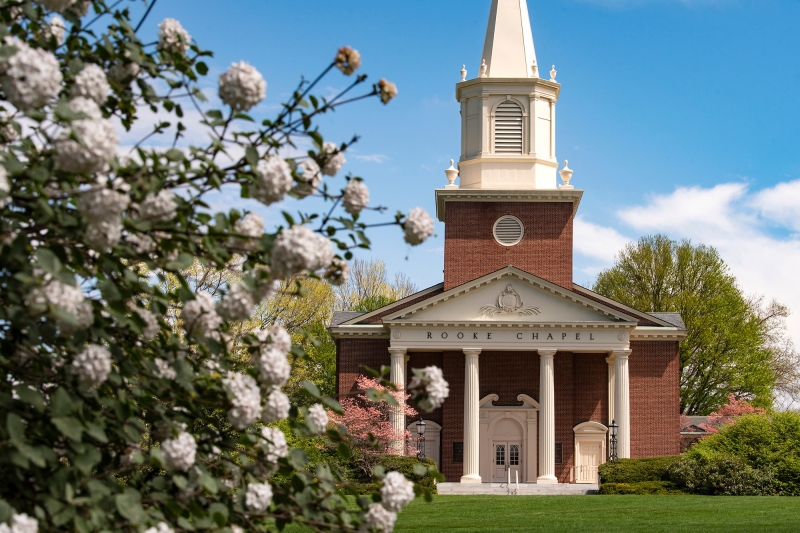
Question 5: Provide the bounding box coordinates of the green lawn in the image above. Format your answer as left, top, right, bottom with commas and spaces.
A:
285, 495, 800, 532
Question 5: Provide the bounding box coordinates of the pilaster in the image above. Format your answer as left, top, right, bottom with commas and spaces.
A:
461, 348, 482, 483
613, 350, 632, 459
537, 349, 558, 484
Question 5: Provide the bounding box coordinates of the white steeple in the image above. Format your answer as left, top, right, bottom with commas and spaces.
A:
481, 0, 539, 78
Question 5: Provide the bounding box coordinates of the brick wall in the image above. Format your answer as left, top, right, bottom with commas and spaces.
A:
336, 338, 390, 398
629, 341, 681, 457
441, 351, 464, 482
554, 352, 574, 482
444, 201, 573, 290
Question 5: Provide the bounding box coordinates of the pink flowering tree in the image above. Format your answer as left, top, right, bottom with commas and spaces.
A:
0, 2, 447, 532
700, 394, 767, 434
330, 376, 419, 477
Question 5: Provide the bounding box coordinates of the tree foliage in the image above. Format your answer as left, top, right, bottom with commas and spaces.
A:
0, 2, 444, 532
335, 258, 417, 312
593, 235, 792, 414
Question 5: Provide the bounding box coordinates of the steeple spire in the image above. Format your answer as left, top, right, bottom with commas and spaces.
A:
481, 0, 538, 78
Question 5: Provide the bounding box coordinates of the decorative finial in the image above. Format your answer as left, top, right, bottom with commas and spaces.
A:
550, 65, 557, 82
558, 160, 574, 189
444, 159, 459, 189
531, 60, 539, 78
460, 65, 467, 82
479, 59, 488, 78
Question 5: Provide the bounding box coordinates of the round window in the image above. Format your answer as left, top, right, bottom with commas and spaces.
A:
493, 215, 524, 246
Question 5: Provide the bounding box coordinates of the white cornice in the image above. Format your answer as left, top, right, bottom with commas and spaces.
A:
434, 188, 583, 222
389, 321, 634, 329
335, 283, 444, 327
630, 327, 687, 341
456, 77, 561, 102
328, 325, 388, 339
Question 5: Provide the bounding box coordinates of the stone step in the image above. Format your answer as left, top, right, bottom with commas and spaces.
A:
437, 483, 598, 496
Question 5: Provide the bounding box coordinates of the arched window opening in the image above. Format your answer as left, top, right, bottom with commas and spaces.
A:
494, 101, 523, 154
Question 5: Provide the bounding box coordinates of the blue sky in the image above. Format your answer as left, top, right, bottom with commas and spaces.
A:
123, 0, 800, 342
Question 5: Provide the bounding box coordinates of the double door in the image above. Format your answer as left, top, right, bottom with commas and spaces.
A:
493, 441, 521, 483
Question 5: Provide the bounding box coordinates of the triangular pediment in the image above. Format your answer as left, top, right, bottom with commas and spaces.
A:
382, 267, 638, 325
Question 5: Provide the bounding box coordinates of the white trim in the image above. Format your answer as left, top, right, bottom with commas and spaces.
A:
335, 283, 444, 326
571, 284, 682, 329
492, 215, 525, 246
435, 188, 582, 222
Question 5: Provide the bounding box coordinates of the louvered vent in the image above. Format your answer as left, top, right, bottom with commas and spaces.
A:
494, 101, 524, 154
493, 215, 524, 246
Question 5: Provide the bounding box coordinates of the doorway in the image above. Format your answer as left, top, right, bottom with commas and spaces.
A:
493, 441, 522, 483
573, 421, 608, 484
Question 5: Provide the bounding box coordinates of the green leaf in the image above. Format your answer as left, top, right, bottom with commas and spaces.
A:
165, 148, 185, 162
209, 503, 228, 527
35, 248, 62, 276
74, 447, 101, 475
15, 386, 46, 412
7, 412, 26, 444
196, 61, 208, 75
85, 422, 108, 444
52, 417, 83, 442
198, 471, 218, 495
302, 381, 321, 399
0, 500, 11, 523
115, 489, 144, 525
245, 145, 258, 169
413, 464, 428, 477
51, 388, 75, 417
337, 442, 351, 459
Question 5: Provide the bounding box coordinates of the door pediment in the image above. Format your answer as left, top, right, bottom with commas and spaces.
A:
383, 266, 636, 325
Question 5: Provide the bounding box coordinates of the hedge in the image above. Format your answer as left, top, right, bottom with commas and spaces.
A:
598, 456, 682, 484
598, 481, 685, 495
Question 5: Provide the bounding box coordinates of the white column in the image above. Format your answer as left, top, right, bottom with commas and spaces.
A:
606, 355, 616, 426
613, 350, 632, 459
461, 348, 482, 483
549, 99, 556, 160
388, 347, 407, 454
537, 349, 558, 484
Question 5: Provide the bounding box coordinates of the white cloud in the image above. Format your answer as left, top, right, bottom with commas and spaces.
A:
574, 216, 632, 263
353, 154, 389, 163
750, 179, 800, 233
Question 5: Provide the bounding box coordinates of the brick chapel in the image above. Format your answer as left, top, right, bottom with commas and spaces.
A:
330, 0, 686, 486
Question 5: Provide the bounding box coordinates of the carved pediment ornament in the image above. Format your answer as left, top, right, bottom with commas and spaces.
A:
479, 284, 540, 318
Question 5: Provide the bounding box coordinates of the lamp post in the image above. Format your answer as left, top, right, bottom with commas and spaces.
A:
609, 420, 619, 463
416, 418, 426, 459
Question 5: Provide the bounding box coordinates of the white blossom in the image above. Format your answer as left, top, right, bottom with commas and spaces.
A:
108, 61, 140, 85
262, 390, 290, 422
408, 366, 449, 412
127, 233, 156, 254
335, 46, 361, 76
0, 166, 9, 208
162, 431, 197, 471
321, 142, 346, 177
136, 307, 160, 340
27, 279, 93, 330
253, 266, 280, 301
245, 482, 273, 512
0, 117, 18, 145
69, 0, 91, 16
44, 16, 66, 46
259, 426, 288, 464
365, 503, 396, 533
158, 18, 191, 55
55, 98, 118, 174
270, 225, 334, 279
36, 0, 72, 13
258, 325, 291, 353
294, 158, 321, 198
381, 472, 415, 512
231, 212, 263, 250
307, 404, 329, 433
71, 64, 110, 104
2, 38, 62, 110
378, 79, 398, 105
253, 345, 290, 388
216, 283, 255, 321
154, 358, 176, 380
218, 61, 266, 111
182, 292, 222, 340
79, 178, 131, 222
342, 180, 369, 214
71, 344, 112, 386
324, 257, 349, 286
143, 523, 174, 533
84, 217, 122, 252
403, 207, 435, 246
230, 527, 244, 533
221, 372, 262, 430
1, 514, 38, 533
252, 156, 293, 205
138, 190, 177, 222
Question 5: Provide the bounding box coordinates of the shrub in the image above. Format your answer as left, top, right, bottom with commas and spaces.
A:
598, 456, 682, 484
598, 481, 684, 495
669, 456, 777, 496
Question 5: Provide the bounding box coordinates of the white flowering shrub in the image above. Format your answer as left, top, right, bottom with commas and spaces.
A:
0, 2, 440, 532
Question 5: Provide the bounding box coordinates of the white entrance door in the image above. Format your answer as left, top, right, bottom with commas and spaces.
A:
576, 443, 601, 483
492, 441, 522, 482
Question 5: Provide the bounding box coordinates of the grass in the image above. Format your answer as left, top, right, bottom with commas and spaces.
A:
284, 495, 800, 532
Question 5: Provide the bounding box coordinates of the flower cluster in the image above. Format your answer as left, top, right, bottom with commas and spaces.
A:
71, 64, 110, 104
135, 307, 160, 340
251, 156, 293, 205
260, 426, 288, 465
54, 97, 118, 174
222, 372, 262, 430
253, 326, 291, 387
378, 79, 398, 105
262, 390, 290, 422
403, 207, 435, 246
408, 366, 450, 412
270, 225, 334, 279
158, 18, 191, 55
307, 403, 329, 434
231, 212, 264, 251
154, 358, 176, 380
44, 16, 66, 46
37, 0, 89, 15
324, 257, 350, 286
137, 190, 177, 221
161, 431, 197, 472
0, 166, 9, 208
142, 523, 173, 533
294, 159, 321, 198
335, 46, 361, 76
71, 344, 112, 387
216, 283, 255, 321
182, 292, 222, 340
380, 471, 415, 512
342, 179, 369, 215
2, 37, 62, 110
0, 514, 38, 533
321, 142, 346, 176
245, 482, 273, 512
365, 503, 397, 533
27, 278, 93, 331
218, 61, 266, 111
79, 177, 131, 251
